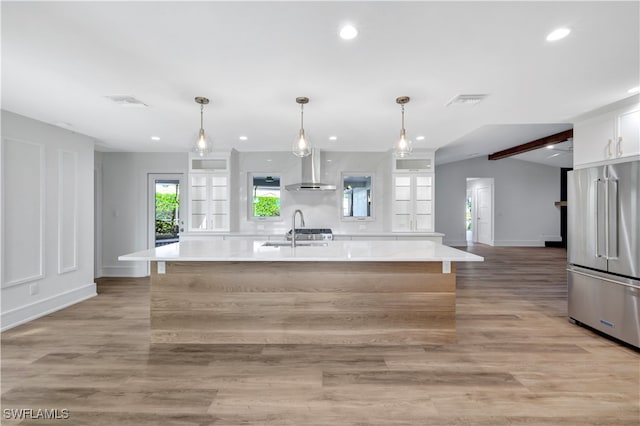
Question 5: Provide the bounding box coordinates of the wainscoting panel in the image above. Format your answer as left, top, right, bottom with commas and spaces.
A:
2, 138, 45, 287
58, 150, 78, 274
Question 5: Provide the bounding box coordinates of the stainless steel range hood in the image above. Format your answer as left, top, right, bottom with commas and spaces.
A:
285, 149, 336, 191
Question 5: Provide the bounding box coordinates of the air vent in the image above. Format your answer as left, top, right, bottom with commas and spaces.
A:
446, 94, 489, 106
105, 95, 148, 108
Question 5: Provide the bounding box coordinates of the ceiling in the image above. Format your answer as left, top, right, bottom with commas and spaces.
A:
2, 1, 638, 166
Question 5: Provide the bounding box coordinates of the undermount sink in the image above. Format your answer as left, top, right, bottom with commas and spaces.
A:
262, 241, 329, 247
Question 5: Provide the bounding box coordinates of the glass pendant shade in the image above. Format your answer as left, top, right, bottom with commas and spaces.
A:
393, 96, 413, 158
394, 128, 412, 158
193, 127, 212, 157
292, 97, 312, 157
192, 97, 212, 156
293, 128, 311, 157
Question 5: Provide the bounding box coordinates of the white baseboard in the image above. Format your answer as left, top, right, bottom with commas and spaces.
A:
101, 264, 148, 278
1, 282, 96, 332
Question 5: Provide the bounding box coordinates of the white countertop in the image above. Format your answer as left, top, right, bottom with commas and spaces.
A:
119, 239, 483, 263
179, 231, 445, 238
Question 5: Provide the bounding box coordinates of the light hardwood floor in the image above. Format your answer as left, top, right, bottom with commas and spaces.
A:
2, 245, 638, 425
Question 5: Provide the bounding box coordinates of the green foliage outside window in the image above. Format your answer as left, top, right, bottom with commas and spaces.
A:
156, 192, 180, 236
254, 196, 280, 217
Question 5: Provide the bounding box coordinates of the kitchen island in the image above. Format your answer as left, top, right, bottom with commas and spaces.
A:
119, 239, 483, 345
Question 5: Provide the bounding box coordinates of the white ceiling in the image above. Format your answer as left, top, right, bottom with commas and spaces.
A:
2, 1, 638, 166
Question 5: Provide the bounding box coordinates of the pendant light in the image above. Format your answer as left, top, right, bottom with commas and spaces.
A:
393, 96, 413, 158
292, 96, 311, 157
193, 96, 212, 157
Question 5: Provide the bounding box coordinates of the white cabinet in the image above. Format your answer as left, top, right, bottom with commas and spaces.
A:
188, 154, 230, 232
392, 173, 434, 232
574, 103, 640, 167
617, 107, 640, 159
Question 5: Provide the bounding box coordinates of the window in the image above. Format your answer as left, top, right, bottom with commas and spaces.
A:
250, 174, 281, 220
342, 174, 373, 220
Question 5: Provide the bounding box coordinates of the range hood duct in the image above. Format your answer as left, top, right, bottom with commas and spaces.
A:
285, 149, 336, 191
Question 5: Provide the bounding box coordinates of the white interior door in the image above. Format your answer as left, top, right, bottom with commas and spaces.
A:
476, 184, 493, 245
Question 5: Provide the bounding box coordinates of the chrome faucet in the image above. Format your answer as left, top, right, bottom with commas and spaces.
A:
291, 209, 305, 247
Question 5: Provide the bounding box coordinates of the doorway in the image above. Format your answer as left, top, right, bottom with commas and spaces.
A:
148, 174, 185, 249
465, 177, 494, 246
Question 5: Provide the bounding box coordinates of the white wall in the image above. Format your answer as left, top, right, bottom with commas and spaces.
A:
234, 151, 391, 234
436, 156, 561, 247
99, 152, 187, 277
1, 111, 96, 331
99, 150, 392, 277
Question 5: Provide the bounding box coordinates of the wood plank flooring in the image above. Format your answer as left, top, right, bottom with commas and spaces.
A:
2, 245, 639, 425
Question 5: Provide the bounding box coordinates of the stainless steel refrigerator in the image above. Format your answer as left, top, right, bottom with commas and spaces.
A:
567, 160, 640, 348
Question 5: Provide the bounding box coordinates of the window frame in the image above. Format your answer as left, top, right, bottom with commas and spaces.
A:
340, 172, 375, 222
248, 172, 283, 222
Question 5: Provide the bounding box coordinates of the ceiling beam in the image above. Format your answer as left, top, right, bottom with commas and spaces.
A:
488, 129, 574, 160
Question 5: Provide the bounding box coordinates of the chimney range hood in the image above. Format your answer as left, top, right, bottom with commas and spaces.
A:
285, 149, 336, 191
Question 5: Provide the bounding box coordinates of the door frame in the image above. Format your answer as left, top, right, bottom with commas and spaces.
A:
466, 177, 494, 246
147, 173, 185, 254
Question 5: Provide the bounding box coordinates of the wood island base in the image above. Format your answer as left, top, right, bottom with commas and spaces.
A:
150, 261, 456, 345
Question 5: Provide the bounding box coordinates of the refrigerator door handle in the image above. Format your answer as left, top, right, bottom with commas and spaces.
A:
607, 178, 618, 259
595, 179, 607, 258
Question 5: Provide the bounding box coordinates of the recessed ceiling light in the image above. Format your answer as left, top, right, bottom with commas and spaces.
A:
151, 136, 160, 141
628, 86, 640, 94
329, 136, 338, 141
416, 136, 425, 141
546, 28, 571, 42
546, 144, 554, 149
339, 25, 358, 40
239, 135, 248, 141
266, 159, 272, 162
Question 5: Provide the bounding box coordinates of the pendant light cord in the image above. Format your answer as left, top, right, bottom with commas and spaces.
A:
401, 104, 405, 131
200, 104, 204, 131
300, 103, 304, 130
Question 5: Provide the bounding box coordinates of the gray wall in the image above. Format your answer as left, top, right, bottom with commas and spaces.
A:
97, 152, 188, 277
1, 111, 95, 330
436, 156, 561, 246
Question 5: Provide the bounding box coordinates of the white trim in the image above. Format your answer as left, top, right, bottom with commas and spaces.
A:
340, 172, 375, 222
147, 173, 185, 276
248, 171, 283, 222
1, 282, 96, 332
2, 138, 45, 288
58, 150, 79, 274
0, 126, 3, 295
94, 163, 103, 279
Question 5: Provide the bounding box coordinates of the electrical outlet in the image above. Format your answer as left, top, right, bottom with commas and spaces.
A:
29, 283, 39, 296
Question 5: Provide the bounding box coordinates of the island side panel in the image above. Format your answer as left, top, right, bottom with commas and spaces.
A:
150, 261, 456, 345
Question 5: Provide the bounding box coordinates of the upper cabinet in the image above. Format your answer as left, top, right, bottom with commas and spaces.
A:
574, 101, 640, 167
188, 153, 230, 232
617, 107, 640, 159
